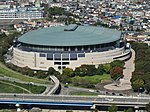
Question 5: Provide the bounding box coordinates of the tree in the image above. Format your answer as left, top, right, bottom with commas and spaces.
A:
62, 68, 74, 77
103, 63, 112, 74
47, 67, 56, 75
110, 60, 125, 68
22, 66, 34, 77
131, 42, 150, 94
47, 67, 61, 80
144, 83, 150, 93
36, 70, 48, 79
48, 7, 65, 16
124, 108, 134, 112
146, 102, 150, 112
132, 79, 144, 91
96, 64, 104, 75
72, 77, 94, 88
85, 65, 97, 76
74, 66, 88, 77
60, 74, 72, 84
110, 67, 123, 81
108, 105, 118, 112
74, 65, 96, 77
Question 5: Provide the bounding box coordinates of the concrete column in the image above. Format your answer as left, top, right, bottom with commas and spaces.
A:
16, 103, 21, 112
91, 104, 96, 110
134, 106, 139, 112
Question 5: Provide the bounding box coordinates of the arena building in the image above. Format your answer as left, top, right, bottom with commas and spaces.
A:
11, 24, 131, 72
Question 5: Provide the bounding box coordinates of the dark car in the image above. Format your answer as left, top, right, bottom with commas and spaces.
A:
119, 93, 123, 96
112, 92, 115, 95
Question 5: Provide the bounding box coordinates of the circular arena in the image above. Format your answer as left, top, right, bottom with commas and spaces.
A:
11, 24, 131, 72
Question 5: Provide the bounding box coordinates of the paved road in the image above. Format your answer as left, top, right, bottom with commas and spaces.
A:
47, 75, 60, 95
104, 49, 135, 90
0, 94, 149, 106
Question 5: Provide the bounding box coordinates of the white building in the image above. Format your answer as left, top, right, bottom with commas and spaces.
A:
0, 8, 44, 19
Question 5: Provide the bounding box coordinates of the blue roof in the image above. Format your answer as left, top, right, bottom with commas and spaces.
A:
113, 15, 121, 19
18, 25, 121, 46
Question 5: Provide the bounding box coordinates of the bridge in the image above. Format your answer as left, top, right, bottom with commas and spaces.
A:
0, 94, 149, 111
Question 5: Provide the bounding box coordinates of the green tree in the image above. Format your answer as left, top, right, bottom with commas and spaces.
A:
108, 105, 118, 112
47, 67, 56, 75
36, 70, 48, 79
96, 64, 104, 75
48, 7, 65, 16
144, 83, 150, 93
132, 79, 144, 91
62, 68, 74, 77
22, 66, 34, 77
60, 75, 72, 84
74, 65, 96, 77
74, 66, 88, 77
103, 63, 112, 74
85, 65, 97, 76
110, 60, 125, 68
124, 108, 134, 112
72, 77, 94, 88
47, 67, 61, 80
146, 102, 150, 112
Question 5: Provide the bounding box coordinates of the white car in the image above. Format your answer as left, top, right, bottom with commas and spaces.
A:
105, 98, 113, 101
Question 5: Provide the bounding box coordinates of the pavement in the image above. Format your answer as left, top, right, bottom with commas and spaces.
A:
104, 49, 135, 91
0, 93, 149, 104
22, 109, 92, 112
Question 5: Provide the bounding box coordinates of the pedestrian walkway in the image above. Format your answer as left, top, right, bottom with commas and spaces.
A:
104, 49, 135, 91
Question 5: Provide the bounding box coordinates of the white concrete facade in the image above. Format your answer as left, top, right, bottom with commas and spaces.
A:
11, 46, 131, 72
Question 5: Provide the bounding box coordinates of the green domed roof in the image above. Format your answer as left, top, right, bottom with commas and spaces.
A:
18, 25, 121, 46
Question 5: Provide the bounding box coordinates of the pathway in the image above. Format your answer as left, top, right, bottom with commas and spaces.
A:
104, 49, 135, 90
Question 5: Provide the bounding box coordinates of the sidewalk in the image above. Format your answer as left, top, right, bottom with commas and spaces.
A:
104, 49, 135, 91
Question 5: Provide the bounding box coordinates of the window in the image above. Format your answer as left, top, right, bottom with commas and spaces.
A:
47, 53, 53, 60
54, 62, 61, 65
78, 53, 85, 57
62, 53, 69, 60
54, 53, 61, 60
39, 53, 45, 57
62, 62, 69, 65
70, 53, 77, 60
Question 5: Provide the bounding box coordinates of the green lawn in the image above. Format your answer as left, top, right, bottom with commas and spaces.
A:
0, 82, 27, 93
13, 82, 46, 94
70, 91, 98, 96
0, 62, 50, 84
0, 79, 46, 94
72, 74, 111, 84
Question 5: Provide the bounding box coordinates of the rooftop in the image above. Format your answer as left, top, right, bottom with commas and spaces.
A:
18, 25, 122, 46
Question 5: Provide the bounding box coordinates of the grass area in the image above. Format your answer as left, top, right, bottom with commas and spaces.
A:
70, 91, 98, 96
0, 79, 46, 94
72, 74, 111, 84
0, 62, 50, 84
0, 82, 27, 93
13, 82, 46, 94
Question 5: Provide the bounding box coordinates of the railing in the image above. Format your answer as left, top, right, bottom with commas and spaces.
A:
49, 75, 60, 95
